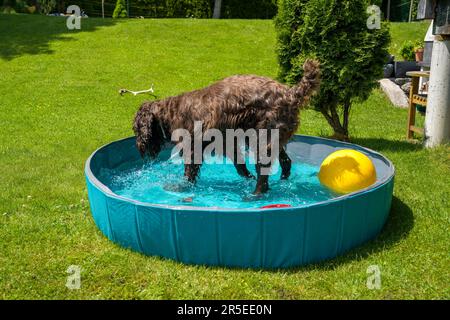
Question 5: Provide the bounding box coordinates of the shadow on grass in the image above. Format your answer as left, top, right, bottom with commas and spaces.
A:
351, 137, 423, 153
0, 14, 117, 61
283, 196, 414, 273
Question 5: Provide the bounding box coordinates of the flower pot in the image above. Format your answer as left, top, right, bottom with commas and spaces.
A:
415, 49, 424, 62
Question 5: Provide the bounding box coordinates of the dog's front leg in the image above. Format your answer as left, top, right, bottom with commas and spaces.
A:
232, 148, 254, 179
254, 163, 270, 194
163, 164, 200, 193
279, 148, 292, 180
184, 163, 201, 183
252, 132, 275, 194
184, 144, 202, 183
234, 163, 254, 179
224, 139, 254, 179
164, 146, 201, 193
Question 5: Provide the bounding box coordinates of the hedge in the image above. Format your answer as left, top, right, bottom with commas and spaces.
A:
21, 0, 278, 19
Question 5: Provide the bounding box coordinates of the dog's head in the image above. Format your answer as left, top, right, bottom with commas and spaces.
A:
133, 102, 166, 159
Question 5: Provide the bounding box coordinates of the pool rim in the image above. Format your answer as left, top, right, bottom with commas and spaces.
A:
85, 135, 395, 212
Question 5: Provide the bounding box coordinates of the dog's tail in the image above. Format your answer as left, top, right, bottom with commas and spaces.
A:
288, 59, 321, 107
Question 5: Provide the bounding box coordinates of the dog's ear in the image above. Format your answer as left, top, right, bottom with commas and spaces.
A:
133, 103, 163, 158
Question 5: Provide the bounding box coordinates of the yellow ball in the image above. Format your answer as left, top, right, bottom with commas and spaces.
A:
318, 149, 377, 194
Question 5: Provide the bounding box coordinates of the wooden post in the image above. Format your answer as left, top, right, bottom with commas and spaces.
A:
424, 39, 450, 147
387, 0, 391, 21
409, 0, 414, 22
213, 0, 222, 19
407, 77, 420, 139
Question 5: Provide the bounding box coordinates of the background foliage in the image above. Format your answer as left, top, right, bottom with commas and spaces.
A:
275, 0, 391, 139
399, 40, 416, 61
1, 0, 277, 18
112, 0, 127, 18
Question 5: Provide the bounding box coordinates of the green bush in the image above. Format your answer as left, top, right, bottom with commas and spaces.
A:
0, 0, 36, 14
121, 0, 210, 18
37, 0, 56, 14
275, 0, 390, 140
164, 0, 212, 18
411, 0, 420, 20
414, 39, 424, 51
12, 0, 27, 13
113, 0, 127, 18
2, 6, 16, 13
66, 1, 114, 17
52, 0, 275, 18
400, 40, 415, 61
221, 0, 277, 19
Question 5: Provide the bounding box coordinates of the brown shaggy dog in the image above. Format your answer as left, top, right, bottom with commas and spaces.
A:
133, 60, 320, 194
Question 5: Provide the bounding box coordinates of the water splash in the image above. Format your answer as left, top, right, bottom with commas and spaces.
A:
98, 155, 337, 209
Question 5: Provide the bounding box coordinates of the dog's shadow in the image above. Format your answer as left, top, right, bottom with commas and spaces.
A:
351, 137, 423, 153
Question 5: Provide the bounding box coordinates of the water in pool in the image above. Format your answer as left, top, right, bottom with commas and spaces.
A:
99, 154, 337, 209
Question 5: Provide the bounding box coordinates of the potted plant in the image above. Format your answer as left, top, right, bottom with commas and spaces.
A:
414, 40, 425, 62
400, 40, 415, 61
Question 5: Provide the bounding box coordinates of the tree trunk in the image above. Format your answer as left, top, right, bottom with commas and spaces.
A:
102, 0, 105, 18
408, 0, 414, 22
320, 102, 351, 142
386, 0, 391, 21
213, 0, 222, 19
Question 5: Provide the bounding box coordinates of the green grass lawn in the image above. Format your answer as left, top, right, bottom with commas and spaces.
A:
0, 14, 448, 299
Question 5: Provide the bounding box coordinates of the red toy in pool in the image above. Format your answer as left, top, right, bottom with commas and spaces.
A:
261, 204, 292, 209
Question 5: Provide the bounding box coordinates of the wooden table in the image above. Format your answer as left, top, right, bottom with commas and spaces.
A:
406, 71, 430, 139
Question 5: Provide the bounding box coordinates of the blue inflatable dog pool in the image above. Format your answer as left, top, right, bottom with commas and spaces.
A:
85, 135, 395, 269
